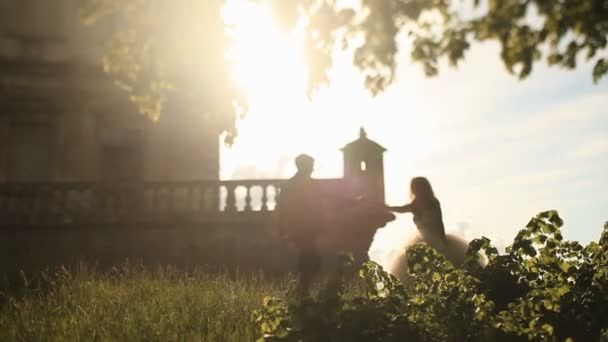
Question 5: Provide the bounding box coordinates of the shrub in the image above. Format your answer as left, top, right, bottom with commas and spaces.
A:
254, 211, 608, 342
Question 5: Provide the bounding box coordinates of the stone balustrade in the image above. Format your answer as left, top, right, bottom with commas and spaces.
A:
0, 179, 284, 226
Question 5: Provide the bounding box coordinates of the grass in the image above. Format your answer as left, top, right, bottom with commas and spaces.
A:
0, 263, 293, 341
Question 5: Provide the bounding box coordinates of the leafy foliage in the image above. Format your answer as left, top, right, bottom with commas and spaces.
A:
78, 0, 607, 141
254, 211, 608, 341
78, 0, 243, 143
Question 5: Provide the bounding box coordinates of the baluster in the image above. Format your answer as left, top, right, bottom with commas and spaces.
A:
55, 189, 66, 223
158, 185, 166, 212
77, 187, 86, 223
48, 188, 56, 222
0, 187, 4, 212
63, 188, 74, 218
244, 185, 252, 211
80, 187, 89, 223
0, 188, 5, 224
197, 185, 211, 212
84, 187, 92, 221
198, 185, 207, 212
106, 186, 117, 223
95, 184, 106, 220
134, 185, 142, 215
113, 185, 121, 221
16, 187, 24, 224
30, 187, 38, 222
71, 188, 79, 222
13, 187, 21, 217
155, 186, 162, 212
123, 185, 133, 215
130, 183, 141, 218
42, 187, 52, 223
107, 186, 114, 218
4, 187, 12, 224
86, 187, 93, 218
93, 183, 105, 223
15, 186, 21, 214
28, 187, 37, 223
64, 188, 72, 220
202, 184, 213, 212
158, 186, 164, 212
77, 188, 85, 222
217, 185, 223, 211
123, 184, 131, 215
85, 186, 94, 222
17, 187, 26, 224
2, 187, 10, 223
64, 188, 72, 223
119, 184, 128, 220
6, 187, 14, 224
224, 184, 236, 212
185, 185, 193, 212
261, 185, 269, 211
98, 186, 106, 220
30, 187, 39, 224
273, 185, 281, 210
120, 185, 128, 217
37, 186, 48, 224
133, 183, 142, 215
16, 187, 25, 224
165, 184, 175, 213
213, 186, 220, 212
150, 185, 158, 213
9, 186, 18, 224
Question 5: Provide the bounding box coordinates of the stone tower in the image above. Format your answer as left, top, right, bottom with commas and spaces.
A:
341, 127, 386, 203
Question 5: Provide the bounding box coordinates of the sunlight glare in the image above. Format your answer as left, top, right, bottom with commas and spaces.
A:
220, 0, 357, 179
223, 0, 308, 99
220, 0, 423, 185
220, 0, 437, 268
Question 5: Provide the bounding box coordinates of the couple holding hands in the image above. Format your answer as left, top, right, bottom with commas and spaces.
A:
278, 154, 467, 292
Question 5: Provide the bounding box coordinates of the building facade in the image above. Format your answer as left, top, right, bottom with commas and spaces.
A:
0, 0, 220, 183
0, 1, 394, 274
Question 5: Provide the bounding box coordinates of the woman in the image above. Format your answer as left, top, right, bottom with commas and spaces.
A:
388, 177, 447, 251
386, 177, 471, 282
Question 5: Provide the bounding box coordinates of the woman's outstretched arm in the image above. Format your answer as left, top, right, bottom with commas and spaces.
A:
387, 203, 413, 213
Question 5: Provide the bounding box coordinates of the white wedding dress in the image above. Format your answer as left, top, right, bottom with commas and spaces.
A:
387, 229, 473, 283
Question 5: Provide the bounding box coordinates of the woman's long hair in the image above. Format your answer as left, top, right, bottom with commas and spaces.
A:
409, 177, 437, 203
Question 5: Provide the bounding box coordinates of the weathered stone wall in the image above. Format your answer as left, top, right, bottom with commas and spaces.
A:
0, 0, 220, 183
0, 223, 297, 277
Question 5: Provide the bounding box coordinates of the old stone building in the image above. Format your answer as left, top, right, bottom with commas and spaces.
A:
0, 0, 220, 183
0, 1, 394, 275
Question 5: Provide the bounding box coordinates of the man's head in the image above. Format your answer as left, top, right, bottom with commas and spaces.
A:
295, 154, 314, 176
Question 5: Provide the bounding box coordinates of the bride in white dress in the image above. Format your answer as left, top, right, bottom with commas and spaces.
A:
386, 177, 472, 282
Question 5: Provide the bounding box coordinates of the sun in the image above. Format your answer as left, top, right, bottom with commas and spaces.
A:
220, 0, 353, 179
219, 0, 423, 184
222, 1, 308, 100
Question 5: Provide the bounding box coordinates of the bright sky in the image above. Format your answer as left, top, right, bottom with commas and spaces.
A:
219, 1, 608, 267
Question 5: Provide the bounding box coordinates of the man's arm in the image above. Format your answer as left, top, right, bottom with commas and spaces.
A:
387, 203, 413, 213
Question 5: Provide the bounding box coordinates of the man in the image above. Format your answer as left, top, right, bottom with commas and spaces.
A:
277, 154, 327, 295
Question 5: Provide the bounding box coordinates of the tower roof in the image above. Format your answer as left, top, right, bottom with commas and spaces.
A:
340, 127, 387, 153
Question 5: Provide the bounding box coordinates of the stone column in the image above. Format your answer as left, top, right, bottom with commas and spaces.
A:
0, 117, 7, 182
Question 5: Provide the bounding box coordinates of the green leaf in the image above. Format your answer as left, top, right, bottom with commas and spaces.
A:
593, 59, 607, 83
541, 323, 554, 336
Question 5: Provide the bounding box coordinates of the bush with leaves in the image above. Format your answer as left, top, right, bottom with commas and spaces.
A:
253, 211, 608, 341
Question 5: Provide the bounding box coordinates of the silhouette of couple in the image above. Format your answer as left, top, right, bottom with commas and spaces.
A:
278, 154, 457, 293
